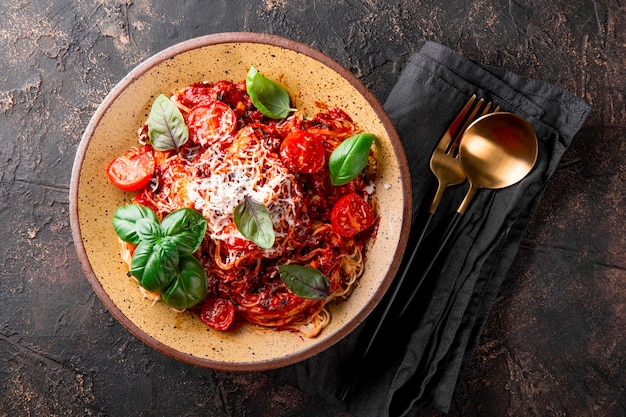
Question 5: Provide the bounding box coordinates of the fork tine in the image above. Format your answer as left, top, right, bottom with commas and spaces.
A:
443, 94, 477, 149
479, 102, 501, 116
446, 98, 484, 153
482, 101, 493, 115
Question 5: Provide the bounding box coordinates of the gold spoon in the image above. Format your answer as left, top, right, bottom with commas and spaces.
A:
456, 112, 538, 214
396, 112, 538, 317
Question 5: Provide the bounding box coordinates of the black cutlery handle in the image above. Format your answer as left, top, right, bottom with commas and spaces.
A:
337, 212, 434, 401
396, 211, 463, 319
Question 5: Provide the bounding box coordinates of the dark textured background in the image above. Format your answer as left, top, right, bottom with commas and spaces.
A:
1, 1, 624, 416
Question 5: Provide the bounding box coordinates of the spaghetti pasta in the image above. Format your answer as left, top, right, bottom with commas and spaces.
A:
112, 77, 378, 337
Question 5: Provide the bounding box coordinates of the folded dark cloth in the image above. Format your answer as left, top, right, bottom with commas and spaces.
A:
270, 41, 591, 417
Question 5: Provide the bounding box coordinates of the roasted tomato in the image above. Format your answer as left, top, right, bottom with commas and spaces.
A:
106, 146, 155, 192
330, 193, 375, 238
199, 297, 236, 331
279, 130, 325, 174
186, 101, 237, 147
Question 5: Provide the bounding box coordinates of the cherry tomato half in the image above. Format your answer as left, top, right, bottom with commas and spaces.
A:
279, 130, 325, 174
199, 297, 235, 331
187, 101, 237, 147
106, 146, 155, 192
330, 193, 375, 238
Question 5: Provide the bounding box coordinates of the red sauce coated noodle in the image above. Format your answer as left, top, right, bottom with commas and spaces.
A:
125, 80, 376, 337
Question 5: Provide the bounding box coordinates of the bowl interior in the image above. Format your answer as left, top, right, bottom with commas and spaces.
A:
71, 33, 410, 371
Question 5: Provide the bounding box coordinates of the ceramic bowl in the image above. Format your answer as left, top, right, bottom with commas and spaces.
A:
70, 32, 411, 371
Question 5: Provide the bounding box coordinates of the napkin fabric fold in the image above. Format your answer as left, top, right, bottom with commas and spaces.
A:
271, 41, 591, 417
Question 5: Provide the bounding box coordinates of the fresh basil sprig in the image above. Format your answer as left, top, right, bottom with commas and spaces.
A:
278, 264, 330, 300
147, 94, 189, 151
246, 66, 295, 119
113, 204, 208, 309
328, 133, 375, 185
233, 196, 275, 249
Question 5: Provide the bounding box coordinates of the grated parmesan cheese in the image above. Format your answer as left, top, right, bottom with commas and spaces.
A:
178, 127, 302, 249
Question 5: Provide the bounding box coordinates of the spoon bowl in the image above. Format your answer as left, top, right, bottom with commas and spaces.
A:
457, 112, 538, 213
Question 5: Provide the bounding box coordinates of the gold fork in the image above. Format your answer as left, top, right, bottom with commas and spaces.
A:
337, 95, 499, 401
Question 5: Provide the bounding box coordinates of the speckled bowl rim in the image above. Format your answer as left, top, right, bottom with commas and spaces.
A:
70, 32, 411, 371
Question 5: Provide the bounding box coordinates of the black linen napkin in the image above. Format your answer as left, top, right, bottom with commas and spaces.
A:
340, 41, 591, 416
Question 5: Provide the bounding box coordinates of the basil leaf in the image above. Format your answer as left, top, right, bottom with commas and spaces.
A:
233, 196, 275, 249
131, 238, 179, 293
147, 94, 189, 151
129, 240, 152, 280
278, 264, 330, 300
161, 208, 207, 255
328, 133, 375, 185
113, 204, 160, 245
135, 217, 163, 244
246, 66, 295, 119
161, 255, 207, 310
